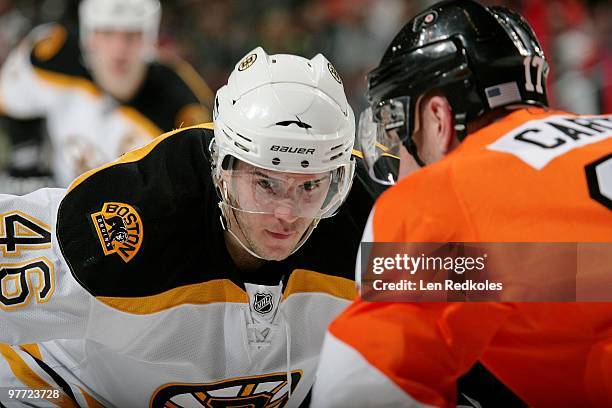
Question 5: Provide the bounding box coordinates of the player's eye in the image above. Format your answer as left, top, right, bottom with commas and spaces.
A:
302, 180, 320, 192
256, 178, 277, 195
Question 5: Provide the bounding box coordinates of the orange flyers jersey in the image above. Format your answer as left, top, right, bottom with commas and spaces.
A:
313, 108, 612, 408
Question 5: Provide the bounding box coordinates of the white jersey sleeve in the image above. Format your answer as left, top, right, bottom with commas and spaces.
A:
0, 25, 59, 118
0, 188, 92, 344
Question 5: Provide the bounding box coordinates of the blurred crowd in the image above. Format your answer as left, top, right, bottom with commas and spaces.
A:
0, 0, 609, 145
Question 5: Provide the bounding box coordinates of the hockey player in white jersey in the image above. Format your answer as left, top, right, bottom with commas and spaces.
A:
0, 47, 377, 407
0, 0, 212, 191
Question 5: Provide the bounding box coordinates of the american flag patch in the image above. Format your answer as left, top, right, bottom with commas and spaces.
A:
485, 82, 521, 108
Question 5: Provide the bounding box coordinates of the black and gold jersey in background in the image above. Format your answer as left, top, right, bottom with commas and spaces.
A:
0, 23, 214, 189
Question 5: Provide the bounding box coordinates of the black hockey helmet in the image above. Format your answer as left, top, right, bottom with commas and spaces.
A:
358, 0, 549, 183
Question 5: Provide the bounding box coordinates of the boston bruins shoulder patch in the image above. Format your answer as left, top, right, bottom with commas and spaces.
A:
91, 202, 143, 263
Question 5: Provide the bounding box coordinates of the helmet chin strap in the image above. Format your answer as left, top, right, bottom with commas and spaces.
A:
219, 201, 265, 260
405, 141, 426, 168
218, 202, 320, 262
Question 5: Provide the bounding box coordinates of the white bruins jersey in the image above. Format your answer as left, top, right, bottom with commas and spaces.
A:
0, 23, 212, 187
0, 125, 377, 407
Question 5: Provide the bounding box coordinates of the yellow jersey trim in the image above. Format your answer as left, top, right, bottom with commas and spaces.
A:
0, 344, 78, 407
283, 269, 356, 301
32, 66, 101, 98
96, 278, 247, 314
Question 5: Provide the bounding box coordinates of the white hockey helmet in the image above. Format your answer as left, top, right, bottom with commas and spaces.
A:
213, 47, 356, 220
78, 0, 161, 54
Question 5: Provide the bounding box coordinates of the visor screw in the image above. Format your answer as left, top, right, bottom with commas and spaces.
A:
301, 160, 309, 168
272, 158, 280, 165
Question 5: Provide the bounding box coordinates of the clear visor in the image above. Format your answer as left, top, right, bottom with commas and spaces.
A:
358, 96, 409, 185
217, 159, 351, 219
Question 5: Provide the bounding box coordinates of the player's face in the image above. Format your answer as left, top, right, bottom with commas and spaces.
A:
85, 30, 148, 100
228, 162, 330, 260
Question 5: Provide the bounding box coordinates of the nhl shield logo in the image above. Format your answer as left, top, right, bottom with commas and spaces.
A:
253, 292, 274, 314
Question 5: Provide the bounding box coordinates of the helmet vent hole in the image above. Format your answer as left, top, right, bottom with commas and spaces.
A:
234, 142, 249, 152
232, 100, 237, 106
222, 129, 234, 141
330, 152, 343, 161
330, 144, 343, 151
301, 160, 309, 168
272, 158, 280, 166
236, 132, 252, 142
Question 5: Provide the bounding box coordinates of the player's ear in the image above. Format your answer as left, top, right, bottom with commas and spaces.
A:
426, 95, 455, 154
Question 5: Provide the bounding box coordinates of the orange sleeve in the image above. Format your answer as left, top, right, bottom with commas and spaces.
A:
328, 300, 515, 407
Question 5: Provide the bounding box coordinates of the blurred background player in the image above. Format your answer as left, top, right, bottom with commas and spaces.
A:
0, 0, 213, 192
313, 0, 612, 407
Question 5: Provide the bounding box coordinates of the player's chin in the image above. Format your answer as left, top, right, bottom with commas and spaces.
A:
258, 236, 299, 261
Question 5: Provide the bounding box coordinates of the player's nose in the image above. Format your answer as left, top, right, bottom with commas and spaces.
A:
273, 203, 299, 223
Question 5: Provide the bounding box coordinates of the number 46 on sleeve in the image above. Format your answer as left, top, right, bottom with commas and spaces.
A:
0, 212, 52, 257
0, 212, 54, 310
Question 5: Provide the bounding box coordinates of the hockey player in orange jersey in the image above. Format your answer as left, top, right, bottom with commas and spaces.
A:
313, 1, 612, 407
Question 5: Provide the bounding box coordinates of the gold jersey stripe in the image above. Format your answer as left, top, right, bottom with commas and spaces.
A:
0, 344, 78, 407
19, 343, 42, 361
77, 385, 106, 408
33, 25, 67, 61
33, 67, 166, 140
32, 67, 101, 98
0, 86, 5, 114
117, 106, 163, 139
96, 278, 248, 315
96, 269, 354, 314
174, 59, 215, 107
240, 383, 256, 396
283, 269, 356, 301
68, 123, 214, 192
175, 103, 212, 128
352, 149, 363, 158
